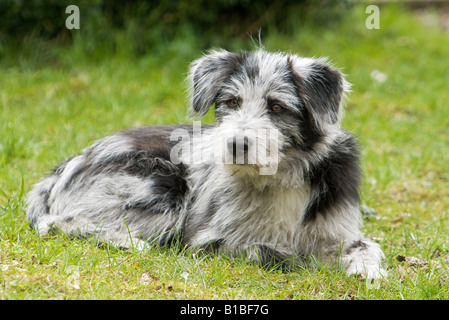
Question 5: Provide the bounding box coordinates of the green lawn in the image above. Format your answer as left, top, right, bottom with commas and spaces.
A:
1, 4, 449, 299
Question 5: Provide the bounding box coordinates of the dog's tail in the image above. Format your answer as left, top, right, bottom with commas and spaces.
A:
26, 173, 59, 235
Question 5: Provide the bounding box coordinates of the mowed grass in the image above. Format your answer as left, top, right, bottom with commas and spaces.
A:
1, 5, 449, 299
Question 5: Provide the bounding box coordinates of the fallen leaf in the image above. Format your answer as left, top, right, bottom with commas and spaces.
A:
140, 271, 159, 285
396, 255, 429, 267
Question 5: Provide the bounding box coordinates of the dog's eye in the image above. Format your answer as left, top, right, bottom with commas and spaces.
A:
229, 98, 239, 107
271, 104, 283, 112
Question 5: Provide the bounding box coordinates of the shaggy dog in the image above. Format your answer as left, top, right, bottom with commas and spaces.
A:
27, 49, 386, 279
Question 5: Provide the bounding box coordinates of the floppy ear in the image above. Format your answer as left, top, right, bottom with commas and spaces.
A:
187, 50, 241, 118
289, 56, 350, 129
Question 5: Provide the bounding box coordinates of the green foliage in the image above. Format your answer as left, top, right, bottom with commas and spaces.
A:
0, 0, 349, 67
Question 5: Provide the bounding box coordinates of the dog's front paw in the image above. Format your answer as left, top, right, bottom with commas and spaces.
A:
345, 261, 387, 280
342, 239, 387, 280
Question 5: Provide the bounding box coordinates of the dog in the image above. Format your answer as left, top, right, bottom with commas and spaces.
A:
26, 49, 386, 279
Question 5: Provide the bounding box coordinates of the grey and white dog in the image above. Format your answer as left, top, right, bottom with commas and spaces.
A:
27, 49, 386, 279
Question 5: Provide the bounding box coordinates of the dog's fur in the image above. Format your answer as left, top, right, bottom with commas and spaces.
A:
27, 49, 386, 279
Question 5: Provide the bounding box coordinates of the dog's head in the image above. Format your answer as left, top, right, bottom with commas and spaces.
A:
187, 49, 350, 176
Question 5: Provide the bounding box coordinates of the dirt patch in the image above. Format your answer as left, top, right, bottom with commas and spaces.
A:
396, 254, 449, 283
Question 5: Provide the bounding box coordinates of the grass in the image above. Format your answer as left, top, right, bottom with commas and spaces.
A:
1, 4, 449, 300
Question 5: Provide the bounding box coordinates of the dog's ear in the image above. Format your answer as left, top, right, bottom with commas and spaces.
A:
188, 50, 241, 118
289, 56, 350, 129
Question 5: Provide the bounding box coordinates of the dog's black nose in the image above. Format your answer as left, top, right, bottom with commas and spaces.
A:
227, 136, 249, 155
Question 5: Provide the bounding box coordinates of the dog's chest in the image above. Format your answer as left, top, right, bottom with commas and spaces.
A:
267, 186, 310, 228
207, 183, 311, 247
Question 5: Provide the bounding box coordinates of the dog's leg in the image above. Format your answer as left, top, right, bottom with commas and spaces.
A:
302, 200, 387, 279
248, 240, 386, 277
318, 239, 387, 281
249, 244, 307, 271
201, 242, 305, 271
308, 230, 387, 279
33, 213, 150, 250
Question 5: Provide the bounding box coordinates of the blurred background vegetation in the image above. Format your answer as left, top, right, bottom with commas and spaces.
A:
0, 0, 350, 67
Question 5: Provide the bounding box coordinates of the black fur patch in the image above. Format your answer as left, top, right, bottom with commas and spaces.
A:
345, 240, 368, 255
253, 245, 305, 271
191, 52, 244, 116
295, 106, 324, 152
123, 157, 188, 213
198, 239, 224, 253
303, 62, 343, 125
288, 56, 344, 129
303, 134, 361, 222
115, 126, 197, 213
287, 59, 324, 151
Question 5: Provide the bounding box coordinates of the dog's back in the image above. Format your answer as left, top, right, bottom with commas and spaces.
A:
26, 125, 207, 248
